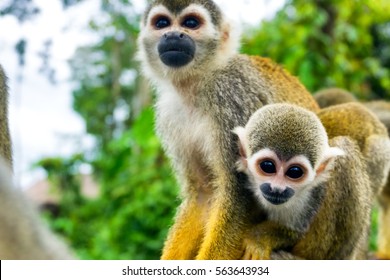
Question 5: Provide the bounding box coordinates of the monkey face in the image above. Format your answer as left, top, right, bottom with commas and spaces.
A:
245, 149, 317, 208
256, 158, 305, 205
234, 104, 346, 210
138, 3, 224, 77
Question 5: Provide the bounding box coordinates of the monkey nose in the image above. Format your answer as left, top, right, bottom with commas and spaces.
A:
260, 183, 284, 194
163, 31, 186, 40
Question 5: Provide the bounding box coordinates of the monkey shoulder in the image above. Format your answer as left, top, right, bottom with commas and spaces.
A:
243, 55, 319, 112
199, 54, 317, 126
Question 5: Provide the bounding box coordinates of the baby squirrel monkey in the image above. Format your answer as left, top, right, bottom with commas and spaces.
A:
237, 103, 390, 259
235, 103, 390, 259
138, 0, 319, 259
234, 104, 344, 259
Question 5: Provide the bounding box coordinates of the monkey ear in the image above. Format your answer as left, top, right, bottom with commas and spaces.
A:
232, 127, 249, 171
316, 147, 345, 176
220, 18, 241, 57
233, 127, 248, 157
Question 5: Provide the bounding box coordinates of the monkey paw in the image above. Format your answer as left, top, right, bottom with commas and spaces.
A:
242, 239, 271, 260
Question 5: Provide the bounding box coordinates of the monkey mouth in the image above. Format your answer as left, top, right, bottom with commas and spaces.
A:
261, 193, 291, 205
162, 47, 192, 55
159, 50, 194, 68
260, 184, 295, 205
160, 49, 193, 59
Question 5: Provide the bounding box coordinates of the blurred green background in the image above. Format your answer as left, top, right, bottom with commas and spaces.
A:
1, 0, 389, 259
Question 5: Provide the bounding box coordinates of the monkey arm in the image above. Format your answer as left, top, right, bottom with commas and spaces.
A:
195, 190, 247, 260
242, 220, 302, 260
161, 197, 206, 260
195, 172, 256, 260
160, 150, 215, 259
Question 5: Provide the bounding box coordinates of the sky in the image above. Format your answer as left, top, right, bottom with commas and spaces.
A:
0, 0, 285, 188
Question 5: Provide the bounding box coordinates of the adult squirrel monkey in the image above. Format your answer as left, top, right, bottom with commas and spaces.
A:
137, 0, 319, 259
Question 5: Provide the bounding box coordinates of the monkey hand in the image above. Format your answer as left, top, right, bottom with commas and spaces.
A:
242, 236, 273, 260
242, 220, 301, 260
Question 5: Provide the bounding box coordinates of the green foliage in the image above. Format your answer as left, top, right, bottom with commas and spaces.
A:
242, 0, 390, 100
70, 2, 144, 150
88, 108, 178, 260
35, 154, 85, 210
370, 206, 379, 251
38, 109, 178, 259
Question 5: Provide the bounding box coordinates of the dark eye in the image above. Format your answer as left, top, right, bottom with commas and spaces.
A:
286, 166, 304, 179
155, 17, 170, 29
259, 160, 276, 174
182, 17, 200, 29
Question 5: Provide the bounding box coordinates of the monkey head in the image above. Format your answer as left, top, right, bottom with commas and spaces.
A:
234, 104, 344, 209
137, 0, 240, 82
